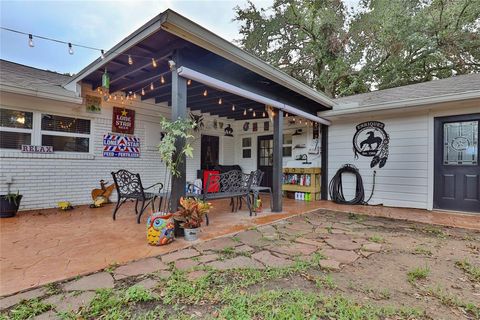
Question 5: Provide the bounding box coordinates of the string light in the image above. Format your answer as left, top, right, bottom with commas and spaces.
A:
68, 43, 73, 55
203, 89, 208, 97
285, 112, 289, 117
141, 88, 145, 96
28, 34, 34, 47
151, 58, 157, 68
253, 111, 256, 117
243, 109, 247, 116
133, 92, 136, 99
218, 98, 222, 105
232, 105, 235, 111
128, 55, 133, 65
100, 49, 105, 59
187, 79, 192, 86
114, 95, 117, 100
150, 82, 154, 90
263, 111, 266, 117
160, 75, 165, 84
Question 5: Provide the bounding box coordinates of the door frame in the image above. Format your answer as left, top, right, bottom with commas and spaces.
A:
433, 113, 480, 211
257, 134, 274, 187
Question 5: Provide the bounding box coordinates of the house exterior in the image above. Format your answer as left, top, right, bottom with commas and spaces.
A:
0, 9, 478, 214
323, 75, 480, 213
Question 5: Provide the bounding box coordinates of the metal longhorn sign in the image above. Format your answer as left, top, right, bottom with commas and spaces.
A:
352, 121, 389, 168
103, 134, 140, 158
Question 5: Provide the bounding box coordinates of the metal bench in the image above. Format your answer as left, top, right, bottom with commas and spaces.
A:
186, 170, 254, 225
111, 169, 165, 224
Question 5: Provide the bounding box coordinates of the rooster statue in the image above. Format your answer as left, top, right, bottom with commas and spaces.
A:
147, 213, 175, 246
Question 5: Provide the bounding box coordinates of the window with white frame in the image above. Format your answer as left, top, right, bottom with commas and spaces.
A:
0, 108, 91, 153
283, 133, 293, 157
242, 137, 252, 158
0, 108, 34, 149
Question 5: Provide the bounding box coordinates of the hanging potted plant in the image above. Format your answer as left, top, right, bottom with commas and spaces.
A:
1, 191, 23, 218
156, 116, 196, 238
174, 197, 212, 241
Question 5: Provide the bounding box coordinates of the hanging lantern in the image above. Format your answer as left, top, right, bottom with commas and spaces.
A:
102, 69, 110, 90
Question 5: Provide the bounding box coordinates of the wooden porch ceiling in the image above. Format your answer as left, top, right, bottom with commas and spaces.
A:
81, 28, 330, 120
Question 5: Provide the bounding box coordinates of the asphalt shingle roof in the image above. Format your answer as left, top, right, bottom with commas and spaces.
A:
0, 59, 76, 97
334, 73, 480, 107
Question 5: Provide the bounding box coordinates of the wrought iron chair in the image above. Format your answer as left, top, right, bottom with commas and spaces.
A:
237, 170, 272, 214
111, 169, 164, 224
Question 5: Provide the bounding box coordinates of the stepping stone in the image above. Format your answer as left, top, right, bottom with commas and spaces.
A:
325, 238, 362, 251
362, 221, 385, 227
266, 243, 318, 256
362, 243, 382, 252
134, 278, 158, 290
207, 256, 264, 270
235, 244, 254, 253
33, 311, 57, 320
195, 237, 239, 252
63, 272, 114, 291
196, 254, 219, 263
321, 249, 359, 265
257, 225, 277, 235
174, 259, 199, 271
44, 291, 95, 313
252, 251, 294, 268
113, 258, 168, 280
155, 270, 172, 279
0, 287, 47, 310
319, 259, 341, 271
295, 237, 325, 247
360, 251, 375, 258
187, 270, 208, 281
162, 248, 200, 264
235, 230, 268, 247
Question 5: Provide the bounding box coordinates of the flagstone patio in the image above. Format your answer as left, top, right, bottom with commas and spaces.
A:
1, 209, 479, 319
1, 198, 479, 298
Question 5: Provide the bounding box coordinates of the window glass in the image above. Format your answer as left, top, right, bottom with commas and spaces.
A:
42, 135, 89, 153
41, 114, 90, 134
283, 134, 293, 145
242, 149, 251, 158
283, 146, 292, 157
0, 131, 31, 149
242, 137, 251, 148
0, 109, 33, 129
443, 121, 478, 165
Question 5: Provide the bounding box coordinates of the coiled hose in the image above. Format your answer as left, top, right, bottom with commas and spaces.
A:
329, 164, 376, 205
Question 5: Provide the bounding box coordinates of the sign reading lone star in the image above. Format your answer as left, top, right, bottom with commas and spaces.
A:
112, 107, 135, 134
103, 134, 140, 158
353, 121, 390, 168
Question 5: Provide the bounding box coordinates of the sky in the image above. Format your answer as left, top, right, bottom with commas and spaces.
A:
0, 0, 274, 74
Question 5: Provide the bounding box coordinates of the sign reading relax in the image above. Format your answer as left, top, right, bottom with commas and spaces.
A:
21, 145, 53, 153
112, 107, 135, 134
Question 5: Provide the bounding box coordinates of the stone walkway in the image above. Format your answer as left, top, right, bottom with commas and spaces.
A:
1, 209, 479, 319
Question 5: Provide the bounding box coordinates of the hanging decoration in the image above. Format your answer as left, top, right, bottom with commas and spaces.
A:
352, 121, 390, 168
112, 107, 135, 134
224, 124, 233, 137
85, 94, 102, 113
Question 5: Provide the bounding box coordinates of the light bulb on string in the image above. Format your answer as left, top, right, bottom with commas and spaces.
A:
160, 75, 165, 84
218, 98, 222, 105
133, 92, 137, 99
253, 111, 256, 117
263, 111, 266, 117
128, 55, 133, 65
28, 34, 34, 47
150, 82, 154, 90
243, 109, 247, 116
203, 89, 208, 97
141, 88, 145, 96
100, 50, 105, 59
232, 105, 235, 111
187, 79, 192, 86
68, 43, 74, 55
114, 95, 117, 101
151, 58, 157, 68
285, 112, 289, 117
293, 117, 296, 122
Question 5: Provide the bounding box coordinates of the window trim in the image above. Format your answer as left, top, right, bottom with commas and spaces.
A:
0, 107, 93, 154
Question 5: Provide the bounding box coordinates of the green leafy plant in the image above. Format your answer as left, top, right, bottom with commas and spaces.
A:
8, 299, 51, 320
173, 197, 212, 229
455, 259, 480, 283
407, 266, 430, 283
157, 116, 196, 177
2, 191, 21, 206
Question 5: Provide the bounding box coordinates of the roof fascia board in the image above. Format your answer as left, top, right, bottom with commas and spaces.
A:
63, 13, 168, 91
1, 85, 83, 104
160, 10, 334, 108
322, 90, 480, 117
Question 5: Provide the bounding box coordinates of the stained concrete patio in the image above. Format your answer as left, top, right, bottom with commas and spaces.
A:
1, 198, 478, 296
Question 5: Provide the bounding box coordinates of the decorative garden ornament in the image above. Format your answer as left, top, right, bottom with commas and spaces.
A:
147, 213, 175, 246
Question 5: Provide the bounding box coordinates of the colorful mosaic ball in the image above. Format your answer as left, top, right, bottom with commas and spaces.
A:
147, 213, 175, 246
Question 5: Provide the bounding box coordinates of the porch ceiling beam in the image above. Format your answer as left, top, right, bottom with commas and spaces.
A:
110, 68, 171, 93
151, 82, 205, 103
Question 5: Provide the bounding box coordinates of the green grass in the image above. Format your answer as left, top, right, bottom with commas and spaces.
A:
315, 274, 336, 289
413, 246, 432, 256
455, 259, 480, 283
407, 266, 430, 284
7, 299, 51, 320
104, 262, 119, 274
425, 286, 480, 319
124, 285, 157, 303
368, 235, 385, 243
422, 226, 447, 238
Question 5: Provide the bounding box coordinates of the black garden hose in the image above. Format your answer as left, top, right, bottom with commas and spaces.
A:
329, 164, 376, 205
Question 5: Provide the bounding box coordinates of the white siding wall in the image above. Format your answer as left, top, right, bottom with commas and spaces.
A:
327, 100, 479, 210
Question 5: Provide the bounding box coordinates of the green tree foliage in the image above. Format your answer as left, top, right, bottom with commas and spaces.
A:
234, 0, 480, 97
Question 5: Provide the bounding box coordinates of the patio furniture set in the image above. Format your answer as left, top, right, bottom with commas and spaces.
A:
110, 168, 272, 224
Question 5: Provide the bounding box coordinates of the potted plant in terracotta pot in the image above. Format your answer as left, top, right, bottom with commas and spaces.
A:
0, 191, 22, 218
174, 197, 212, 241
